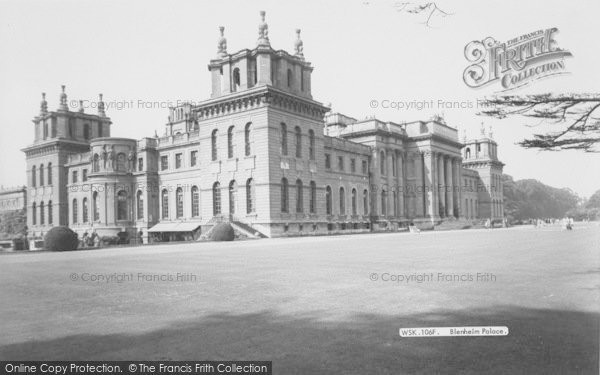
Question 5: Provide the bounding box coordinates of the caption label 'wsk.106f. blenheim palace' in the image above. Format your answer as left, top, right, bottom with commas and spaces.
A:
22, 12, 504, 242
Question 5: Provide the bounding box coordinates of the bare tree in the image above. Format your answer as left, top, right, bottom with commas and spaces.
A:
393, 2, 452, 27
479, 94, 600, 152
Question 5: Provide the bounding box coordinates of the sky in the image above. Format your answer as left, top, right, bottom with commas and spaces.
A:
1, 0, 599, 197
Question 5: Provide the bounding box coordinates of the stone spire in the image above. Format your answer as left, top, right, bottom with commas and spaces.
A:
40, 92, 48, 115
78, 100, 85, 113
488, 124, 493, 139
257, 11, 270, 47
59, 85, 69, 111
294, 29, 304, 58
98, 93, 106, 117
217, 26, 227, 58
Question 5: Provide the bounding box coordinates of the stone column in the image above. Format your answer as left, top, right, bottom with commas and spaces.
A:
445, 156, 453, 217
454, 157, 462, 219
398, 152, 405, 219
386, 149, 394, 217
423, 151, 438, 220
437, 154, 445, 217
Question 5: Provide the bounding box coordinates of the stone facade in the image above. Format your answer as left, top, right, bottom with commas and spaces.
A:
22, 12, 504, 241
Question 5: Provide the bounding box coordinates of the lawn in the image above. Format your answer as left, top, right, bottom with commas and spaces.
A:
0, 224, 598, 374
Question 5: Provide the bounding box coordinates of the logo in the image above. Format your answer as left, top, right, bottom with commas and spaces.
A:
463, 28, 572, 91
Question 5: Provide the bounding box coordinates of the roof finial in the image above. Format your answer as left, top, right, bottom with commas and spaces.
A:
462, 129, 467, 143
59, 85, 68, 111
257, 11, 270, 47
78, 100, 84, 113
40, 92, 48, 115
480, 122, 486, 136
98, 93, 106, 117
217, 26, 227, 58
488, 124, 493, 139
294, 29, 304, 58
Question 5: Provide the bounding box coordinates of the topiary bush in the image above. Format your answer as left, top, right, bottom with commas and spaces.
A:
44, 226, 79, 251
210, 223, 235, 241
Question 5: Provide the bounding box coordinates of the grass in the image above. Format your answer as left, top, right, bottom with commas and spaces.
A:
0, 224, 598, 374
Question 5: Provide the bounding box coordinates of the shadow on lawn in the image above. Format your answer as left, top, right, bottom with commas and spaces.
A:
1, 306, 598, 375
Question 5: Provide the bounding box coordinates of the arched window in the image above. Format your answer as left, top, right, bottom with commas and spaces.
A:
246, 179, 255, 214
176, 187, 184, 218
280, 123, 288, 155
137, 190, 144, 220
117, 190, 128, 220
47, 163, 52, 185
309, 181, 316, 214
82, 197, 88, 223
296, 179, 303, 213
325, 186, 332, 215
244, 122, 252, 156
213, 182, 221, 215
295, 126, 302, 158
93, 154, 100, 172
32, 202, 36, 225
72, 199, 78, 224
229, 180, 237, 215
191, 186, 199, 217
31, 165, 36, 187
339, 187, 345, 215
40, 201, 45, 225
381, 189, 387, 216
380, 151, 386, 175
281, 178, 289, 213
352, 188, 357, 215
39, 164, 44, 186
287, 69, 293, 87
93, 192, 100, 221
363, 189, 369, 215
48, 200, 53, 224
211, 129, 218, 161
83, 124, 90, 140
308, 129, 315, 160
117, 153, 127, 171
162, 189, 169, 219
465, 147, 471, 159
227, 126, 235, 158
233, 68, 240, 90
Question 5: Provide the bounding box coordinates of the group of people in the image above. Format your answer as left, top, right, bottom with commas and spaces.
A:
532, 217, 574, 230
80, 230, 101, 248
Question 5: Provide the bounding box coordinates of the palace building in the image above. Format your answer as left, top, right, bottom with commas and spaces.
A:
22, 11, 504, 242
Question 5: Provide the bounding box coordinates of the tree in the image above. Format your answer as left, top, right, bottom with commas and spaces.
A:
392, 2, 452, 27
479, 94, 600, 152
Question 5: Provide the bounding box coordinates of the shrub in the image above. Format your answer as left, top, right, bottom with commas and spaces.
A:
210, 223, 235, 241
44, 226, 79, 251
101, 235, 120, 245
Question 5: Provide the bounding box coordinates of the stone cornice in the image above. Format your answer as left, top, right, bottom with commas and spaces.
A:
193, 86, 328, 122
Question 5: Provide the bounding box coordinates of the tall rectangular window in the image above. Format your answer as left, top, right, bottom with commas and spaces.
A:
190, 151, 198, 167
175, 153, 182, 169
138, 157, 143, 171
161, 155, 169, 171
325, 154, 331, 169
350, 159, 356, 173
72, 170, 78, 183
82, 169, 88, 182
362, 160, 368, 174
338, 156, 344, 171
